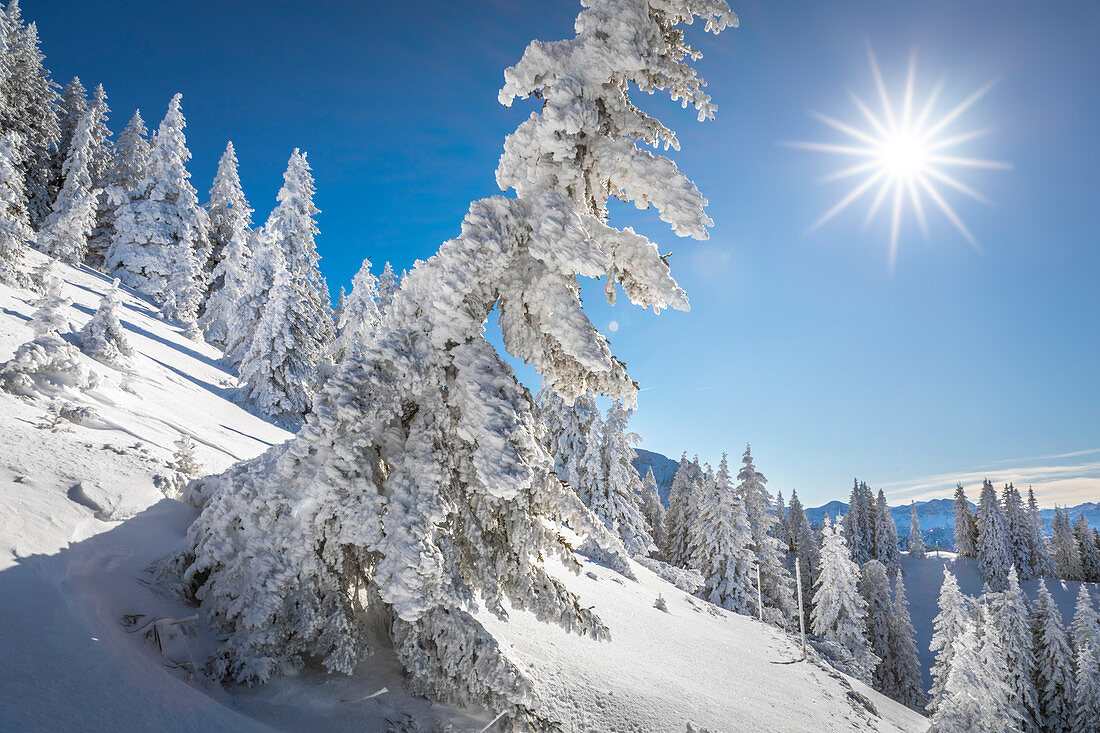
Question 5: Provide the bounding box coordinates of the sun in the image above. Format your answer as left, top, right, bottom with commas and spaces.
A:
790, 46, 1011, 268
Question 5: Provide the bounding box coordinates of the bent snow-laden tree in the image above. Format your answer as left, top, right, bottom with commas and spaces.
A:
183, 2, 735, 729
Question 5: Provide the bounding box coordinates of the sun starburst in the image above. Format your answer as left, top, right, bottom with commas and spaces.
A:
790, 46, 1011, 269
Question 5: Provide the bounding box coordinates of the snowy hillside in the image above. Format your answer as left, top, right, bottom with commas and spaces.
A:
0, 255, 929, 732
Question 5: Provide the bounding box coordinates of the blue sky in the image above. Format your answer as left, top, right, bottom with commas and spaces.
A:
34, 1, 1100, 507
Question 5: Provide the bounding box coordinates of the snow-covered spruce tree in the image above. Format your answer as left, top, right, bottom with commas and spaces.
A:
0, 131, 33, 285
54, 77, 87, 176
88, 109, 148, 271
888, 570, 926, 712
223, 226, 272, 368
82, 84, 116, 270
237, 148, 334, 393
537, 388, 600, 498
859, 560, 894, 695
989, 566, 1039, 731
1, 7, 59, 229
0, 274, 97, 394
975, 600, 1018, 732
774, 490, 789, 553
929, 616, 1009, 733
1074, 514, 1100, 583
1032, 579, 1075, 733
662, 452, 696, 565
928, 566, 971, 715
690, 452, 754, 614
184, 5, 737, 726
908, 501, 925, 558
1027, 487, 1056, 578
639, 467, 665, 551
953, 483, 978, 557
199, 141, 253, 347
872, 489, 899, 573
37, 105, 100, 263
1072, 585, 1100, 671
376, 259, 398, 316
1074, 642, 1100, 733
844, 479, 875, 565
107, 93, 207, 328
1050, 507, 1083, 581
588, 400, 654, 556
79, 278, 133, 368
812, 516, 878, 683
1071, 585, 1100, 731
737, 445, 797, 625
331, 257, 382, 364
786, 489, 818, 622
976, 478, 1010, 590
1002, 484, 1032, 580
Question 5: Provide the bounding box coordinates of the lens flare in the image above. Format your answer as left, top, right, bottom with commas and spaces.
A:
790, 46, 1011, 269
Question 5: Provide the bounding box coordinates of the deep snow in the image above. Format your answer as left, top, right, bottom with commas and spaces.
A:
0, 252, 927, 732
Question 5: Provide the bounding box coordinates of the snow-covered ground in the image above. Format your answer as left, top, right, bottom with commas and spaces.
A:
0, 253, 927, 732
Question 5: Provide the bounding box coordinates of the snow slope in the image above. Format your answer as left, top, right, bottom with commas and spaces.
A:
0, 253, 927, 732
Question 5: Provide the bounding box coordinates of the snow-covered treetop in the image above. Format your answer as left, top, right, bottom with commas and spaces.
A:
110, 110, 149, 193
208, 141, 251, 228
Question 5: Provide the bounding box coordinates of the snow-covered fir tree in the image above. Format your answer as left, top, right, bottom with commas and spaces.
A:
953, 483, 978, 557
237, 240, 313, 419
85, 84, 113, 187
737, 445, 797, 625
1072, 585, 1100, 672
928, 566, 971, 715
1071, 585, 1100, 732
1074, 514, 1100, 583
0, 273, 97, 394
1074, 642, 1100, 733
182, 2, 735, 724
888, 570, 926, 712
331, 257, 382, 364
1001, 484, 1032, 580
859, 560, 894, 695
1, 6, 59, 228
976, 478, 1010, 590
639, 467, 665, 552
872, 489, 900, 573
774, 490, 789, 553
975, 600, 1018, 732
989, 566, 1039, 731
1027, 487, 1057, 579
107, 93, 207, 328
812, 515, 878, 683
690, 453, 754, 614
37, 105, 100, 263
663, 452, 698, 566
199, 141, 253, 347
0, 131, 33, 285
79, 278, 133, 368
844, 479, 873, 565
222, 226, 272, 367
786, 489, 818, 622
589, 400, 654, 557
200, 141, 250, 291
930, 615, 1008, 733
376, 259, 398, 316
82, 84, 116, 270
1050, 507, 1083, 581
538, 388, 600, 499
1032, 579, 1075, 733
88, 109, 148, 271
908, 501, 925, 558
54, 77, 87, 175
